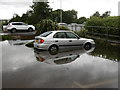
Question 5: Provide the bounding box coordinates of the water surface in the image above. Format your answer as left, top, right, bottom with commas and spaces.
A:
1, 40, 119, 88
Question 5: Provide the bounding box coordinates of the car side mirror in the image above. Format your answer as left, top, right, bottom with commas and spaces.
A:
77, 36, 80, 39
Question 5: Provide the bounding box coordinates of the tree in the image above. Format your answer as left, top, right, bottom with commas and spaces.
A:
21, 13, 29, 23
9, 2, 52, 25
30, 2, 52, 24
51, 9, 62, 23
91, 11, 100, 17
51, 9, 78, 24
62, 9, 78, 24
76, 17, 87, 24
9, 14, 22, 22
36, 19, 58, 34
101, 11, 111, 18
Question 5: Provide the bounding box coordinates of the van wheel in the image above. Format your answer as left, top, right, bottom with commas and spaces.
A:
84, 43, 92, 50
28, 28, 33, 32
11, 28, 16, 33
49, 45, 58, 55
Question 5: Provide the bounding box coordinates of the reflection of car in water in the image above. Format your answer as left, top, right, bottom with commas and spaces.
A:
34, 47, 95, 65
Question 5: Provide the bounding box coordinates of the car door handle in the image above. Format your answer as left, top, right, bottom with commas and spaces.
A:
69, 40, 72, 42
55, 40, 58, 42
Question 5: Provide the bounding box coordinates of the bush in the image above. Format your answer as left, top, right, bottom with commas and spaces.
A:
85, 16, 120, 35
74, 29, 88, 37
1, 35, 12, 41
36, 19, 58, 35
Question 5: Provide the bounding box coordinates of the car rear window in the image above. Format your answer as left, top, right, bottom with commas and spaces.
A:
40, 31, 52, 37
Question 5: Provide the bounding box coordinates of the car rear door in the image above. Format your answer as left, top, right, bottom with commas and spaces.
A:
53, 32, 68, 49
13, 23, 23, 30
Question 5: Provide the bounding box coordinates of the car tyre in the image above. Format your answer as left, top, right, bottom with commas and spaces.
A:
28, 28, 33, 32
11, 28, 16, 33
49, 45, 58, 55
84, 43, 92, 50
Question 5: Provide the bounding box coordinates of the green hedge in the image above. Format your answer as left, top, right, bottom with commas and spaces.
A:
74, 29, 88, 38
85, 16, 120, 35
1, 35, 12, 41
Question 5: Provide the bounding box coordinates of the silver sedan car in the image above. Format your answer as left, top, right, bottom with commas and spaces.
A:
34, 30, 95, 53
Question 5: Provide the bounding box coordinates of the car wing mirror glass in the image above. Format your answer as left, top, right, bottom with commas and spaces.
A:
77, 37, 80, 39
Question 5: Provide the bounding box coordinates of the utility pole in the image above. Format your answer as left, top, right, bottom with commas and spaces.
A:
60, 0, 62, 23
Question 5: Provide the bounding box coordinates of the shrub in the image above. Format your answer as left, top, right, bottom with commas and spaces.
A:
74, 29, 88, 37
1, 35, 12, 41
85, 16, 120, 35
36, 19, 58, 35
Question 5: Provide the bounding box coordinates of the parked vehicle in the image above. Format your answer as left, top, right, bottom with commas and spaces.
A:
6, 22, 35, 33
34, 30, 95, 53
58, 23, 67, 27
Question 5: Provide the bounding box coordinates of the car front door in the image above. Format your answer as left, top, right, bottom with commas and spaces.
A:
21, 23, 28, 30
65, 32, 83, 48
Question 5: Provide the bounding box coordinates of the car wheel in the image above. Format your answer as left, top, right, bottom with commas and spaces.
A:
11, 28, 16, 33
28, 28, 33, 32
84, 43, 92, 50
49, 45, 58, 55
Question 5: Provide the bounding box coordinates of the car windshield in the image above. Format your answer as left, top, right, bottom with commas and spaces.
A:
40, 31, 52, 37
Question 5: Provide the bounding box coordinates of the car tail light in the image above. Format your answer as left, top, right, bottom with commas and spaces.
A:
40, 57, 45, 62
40, 39, 44, 43
36, 57, 45, 62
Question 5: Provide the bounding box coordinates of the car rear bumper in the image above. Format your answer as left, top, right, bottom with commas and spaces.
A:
33, 43, 49, 50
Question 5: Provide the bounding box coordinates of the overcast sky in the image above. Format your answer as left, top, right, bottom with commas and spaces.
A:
0, 0, 119, 20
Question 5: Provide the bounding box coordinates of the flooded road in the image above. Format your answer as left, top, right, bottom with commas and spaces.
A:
1, 40, 119, 88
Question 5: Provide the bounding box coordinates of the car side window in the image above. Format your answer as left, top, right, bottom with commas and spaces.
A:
21, 23, 26, 25
53, 32, 66, 38
12, 23, 17, 25
12, 23, 22, 25
18, 23, 23, 25
66, 32, 78, 39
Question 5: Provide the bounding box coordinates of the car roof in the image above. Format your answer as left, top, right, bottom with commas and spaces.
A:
51, 30, 72, 33
10, 22, 24, 23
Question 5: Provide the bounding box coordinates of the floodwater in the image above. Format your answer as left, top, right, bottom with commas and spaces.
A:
1, 40, 119, 88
